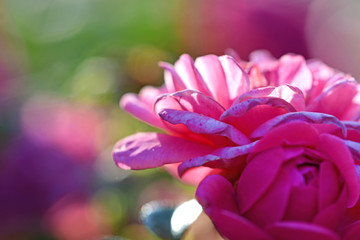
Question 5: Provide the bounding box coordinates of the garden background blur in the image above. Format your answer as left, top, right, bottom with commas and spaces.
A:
1, 0, 360, 239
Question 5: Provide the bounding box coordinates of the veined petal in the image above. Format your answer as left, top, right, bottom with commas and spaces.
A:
113, 132, 214, 170
178, 141, 257, 177
155, 90, 225, 119
250, 112, 346, 139
159, 109, 250, 146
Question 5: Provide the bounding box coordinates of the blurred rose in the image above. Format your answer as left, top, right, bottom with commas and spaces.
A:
113, 52, 360, 184
196, 118, 360, 240
178, 0, 311, 58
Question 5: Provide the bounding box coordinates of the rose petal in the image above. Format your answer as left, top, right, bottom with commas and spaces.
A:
178, 141, 257, 177
159, 62, 187, 92
237, 147, 286, 213
196, 175, 271, 240
113, 132, 214, 169
219, 55, 250, 104
196, 175, 238, 213
120, 93, 163, 128
174, 54, 211, 95
244, 168, 292, 227
314, 188, 347, 230
250, 112, 345, 140
250, 121, 319, 155
318, 161, 342, 210
195, 55, 230, 107
159, 109, 250, 146
267, 221, 340, 240
155, 90, 225, 119
317, 134, 360, 207
221, 97, 296, 135
276, 54, 313, 95
207, 210, 272, 240
307, 79, 358, 119
344, 140, 360, 162
343, 220, 360, 240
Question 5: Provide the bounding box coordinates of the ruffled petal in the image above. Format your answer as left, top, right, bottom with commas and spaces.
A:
113, 132, 214, 169
267, 221, 340, 240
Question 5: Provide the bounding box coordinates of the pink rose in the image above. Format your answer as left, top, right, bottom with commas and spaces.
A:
113, 52, 360, 184
196, 118, 360, 240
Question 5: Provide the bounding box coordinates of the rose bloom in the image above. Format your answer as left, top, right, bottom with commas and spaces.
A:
196, 117, 360, 240
113, 51, 360, 184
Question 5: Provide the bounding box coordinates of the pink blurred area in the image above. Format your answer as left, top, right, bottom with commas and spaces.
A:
21, 95, 104, 163
178, 0, 360, 80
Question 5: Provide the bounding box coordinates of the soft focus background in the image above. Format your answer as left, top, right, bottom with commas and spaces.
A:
1, 0, 360, 239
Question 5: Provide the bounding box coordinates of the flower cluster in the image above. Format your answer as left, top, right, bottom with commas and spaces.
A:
113, 51, 360, 239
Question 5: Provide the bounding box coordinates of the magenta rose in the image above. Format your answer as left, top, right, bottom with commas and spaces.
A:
196, 118, 360, 240
113, 52, 360, 184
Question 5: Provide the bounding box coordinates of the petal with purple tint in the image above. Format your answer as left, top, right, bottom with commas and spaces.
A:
195, 55, 229, 107
307, 79, 358, 119
317, 134, 360, 207
250, 112, 345, 140
159, 109, 250, 146
178, 141, 257, 177
113, 132, 214, 170
267, 221, 340, 240
344, 140, 360, 162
